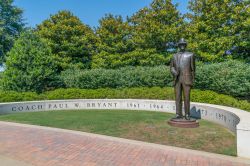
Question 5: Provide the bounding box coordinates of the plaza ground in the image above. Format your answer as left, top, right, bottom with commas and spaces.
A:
0, 121, 249, 166
0, 110, 236, 156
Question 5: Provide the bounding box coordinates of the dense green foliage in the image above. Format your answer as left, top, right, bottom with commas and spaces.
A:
195, 60, 250, 98
92, 0, 250, 66
1, 31, 57, 93
92, 14, 135, 68
0, 0, 24, 64
93, 48, 168, 69
186, 0, 250, 62
92, 14, 169, 69
37, 10, 97, 71
0, 0, 249, 101
92, 0, 183, 68
61, 66, 172, 89
123, 49, 169, 66
0, 87, 249, 112
2, 0, 250, 69
129, 0, 183, 52
60, 61, 250, 99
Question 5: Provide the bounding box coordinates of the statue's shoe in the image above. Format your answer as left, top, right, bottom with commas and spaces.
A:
185, 115, 191, 120
175, 114, 183, 119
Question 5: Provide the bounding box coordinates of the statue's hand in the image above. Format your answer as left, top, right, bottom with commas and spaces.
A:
173, 70, 179, 77
192, 74, 195, 83
171, 67, 179, 77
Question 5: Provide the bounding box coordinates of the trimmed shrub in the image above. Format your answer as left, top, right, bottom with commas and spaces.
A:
0, 87, 249, 112
0, 91, 45, 102
60, 66, 172, 89
195, 60, 250, 99
60, 60, 250, 99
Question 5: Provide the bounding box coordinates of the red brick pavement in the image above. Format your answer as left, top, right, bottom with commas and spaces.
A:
0, 121, 249, 166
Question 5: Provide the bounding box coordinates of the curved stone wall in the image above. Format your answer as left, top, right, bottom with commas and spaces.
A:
0, 99, 249, 158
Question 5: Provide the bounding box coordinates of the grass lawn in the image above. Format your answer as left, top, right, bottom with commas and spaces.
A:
0, 110, 236, 156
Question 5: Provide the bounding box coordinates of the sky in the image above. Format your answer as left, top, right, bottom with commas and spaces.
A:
14, 0, 189, 28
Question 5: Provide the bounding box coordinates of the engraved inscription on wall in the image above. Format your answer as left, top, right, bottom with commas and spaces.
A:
191, 106, 239, 131
11, 104, 43, 112
10, 101, 168, 112
0, 99, 240, 133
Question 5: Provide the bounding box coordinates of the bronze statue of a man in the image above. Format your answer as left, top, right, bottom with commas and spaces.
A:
170, 38, 195, 120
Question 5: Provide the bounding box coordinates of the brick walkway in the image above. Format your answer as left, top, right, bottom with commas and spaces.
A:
0, 121, 249, 166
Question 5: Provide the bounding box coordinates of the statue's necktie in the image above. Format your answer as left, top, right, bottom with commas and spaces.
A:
177, 53, 182, 71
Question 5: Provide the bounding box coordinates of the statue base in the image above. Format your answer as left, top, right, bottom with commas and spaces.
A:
168, 118, 199, 128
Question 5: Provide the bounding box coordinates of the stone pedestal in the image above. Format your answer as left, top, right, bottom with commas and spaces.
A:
168, 118, 199, 128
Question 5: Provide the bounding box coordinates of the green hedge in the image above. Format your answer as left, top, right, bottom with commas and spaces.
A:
0, 91, 45, 102
60, 60, 250, 99
195, 60, 250, 99
60, 66, 172, 89
0, 87, 249, 112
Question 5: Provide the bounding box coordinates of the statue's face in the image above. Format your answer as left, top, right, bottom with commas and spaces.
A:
179, 44, 186, 51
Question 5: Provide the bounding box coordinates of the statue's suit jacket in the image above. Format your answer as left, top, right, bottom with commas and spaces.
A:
170, 52, 195, 86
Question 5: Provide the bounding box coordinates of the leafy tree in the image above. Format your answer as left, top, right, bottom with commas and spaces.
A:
92, 14, 135, 68
37, 10, 97, 72
129, 0, 183, 52
95, 14, 134, 54
186, 0, 250, 62
92, 48, 167, 69
92, 1, 181, 69
232, 0, 250, 62
2, 30, 57, 93
0, 0, 24, 64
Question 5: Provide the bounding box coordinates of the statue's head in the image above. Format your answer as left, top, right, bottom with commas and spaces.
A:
178, 38, 187, 51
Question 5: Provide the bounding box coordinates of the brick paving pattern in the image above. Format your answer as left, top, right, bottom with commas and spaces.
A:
0, 121, 249, 166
